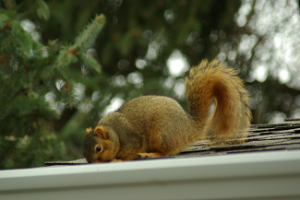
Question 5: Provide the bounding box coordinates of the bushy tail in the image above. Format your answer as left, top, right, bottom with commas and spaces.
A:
185, 59, 252, 142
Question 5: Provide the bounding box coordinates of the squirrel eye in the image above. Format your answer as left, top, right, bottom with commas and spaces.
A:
95, 145, 102, 153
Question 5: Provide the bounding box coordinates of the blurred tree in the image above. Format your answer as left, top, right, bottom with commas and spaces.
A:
0, 0, 105, 168
229, 0, 300, 124
1, 0, 299, 169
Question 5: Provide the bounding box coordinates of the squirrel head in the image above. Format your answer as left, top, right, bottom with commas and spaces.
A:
83, 126, 120, 163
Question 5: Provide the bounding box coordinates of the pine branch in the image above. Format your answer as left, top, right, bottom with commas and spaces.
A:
1, 96, 59, 119
1, 21, 33, 56
0, 14, 8, 28
78, 51, 101, 73
54, 15, 106, 71
54, 46, 78, 68
54, 69, 74, 106
0, 35, 17, 49
72, 14, 106, 53
64, 82, 73, 106
35, 0, 50, 20
16, 31, 33, 56
5, 0, 15, 10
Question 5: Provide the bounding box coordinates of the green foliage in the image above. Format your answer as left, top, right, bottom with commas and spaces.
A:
0, 1, 105, 168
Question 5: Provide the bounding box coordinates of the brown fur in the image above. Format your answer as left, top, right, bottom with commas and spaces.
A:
83, 59, 252, 163
186, 59, 251, 142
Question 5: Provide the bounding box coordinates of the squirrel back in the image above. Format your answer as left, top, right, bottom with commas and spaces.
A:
83, 59, 252, 163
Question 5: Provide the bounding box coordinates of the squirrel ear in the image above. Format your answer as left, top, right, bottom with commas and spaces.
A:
86, 128, 92, 135
94, 126, 108, 139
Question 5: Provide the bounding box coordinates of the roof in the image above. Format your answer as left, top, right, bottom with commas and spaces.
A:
45, 118, 300, 165
1, 118, 300, 200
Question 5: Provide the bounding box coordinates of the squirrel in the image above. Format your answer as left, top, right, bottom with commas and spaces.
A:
83, 59, 252, 163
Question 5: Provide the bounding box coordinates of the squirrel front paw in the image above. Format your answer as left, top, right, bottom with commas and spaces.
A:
138, 152, 163, 159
